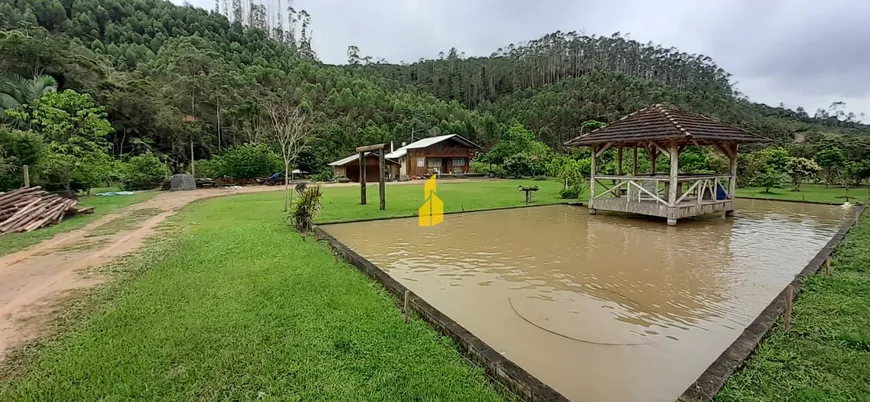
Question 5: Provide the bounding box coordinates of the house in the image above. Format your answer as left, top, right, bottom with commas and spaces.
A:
385, 134, 482, 178
328, 151, 400, 183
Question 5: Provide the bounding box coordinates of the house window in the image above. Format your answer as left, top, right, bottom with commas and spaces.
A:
427, 158, 442, 168
416, 158, 425, 167
452, 158, 466, 167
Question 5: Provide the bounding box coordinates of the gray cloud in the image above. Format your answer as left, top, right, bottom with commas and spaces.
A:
176, 0, 870, 119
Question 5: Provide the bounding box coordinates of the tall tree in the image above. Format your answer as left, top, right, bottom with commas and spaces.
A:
267, 101, 312, 211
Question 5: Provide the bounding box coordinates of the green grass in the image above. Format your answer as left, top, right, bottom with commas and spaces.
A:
0, 188, 157, 256
0, 180, 567, 401
318, 178, 568, 223
737, 183, 870, 204
717, 211, 870, 401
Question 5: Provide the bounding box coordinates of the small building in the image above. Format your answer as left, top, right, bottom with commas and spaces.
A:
565, 104, 770, 225
328, 151, 399, 183
385, 134, 482, 178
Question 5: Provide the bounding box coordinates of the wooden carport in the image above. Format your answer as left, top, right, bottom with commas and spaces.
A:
565, 104, 770, 225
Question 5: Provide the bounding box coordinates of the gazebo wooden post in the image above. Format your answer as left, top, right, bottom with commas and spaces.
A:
726, 143, 738, 217
617, 144, 623, 175
632, 146, 638, 176
667, 141, 680, 226
378, 150, 386, 210
589, 144, 597, 214
616, 144, 623, 198
359, 152, 367, 205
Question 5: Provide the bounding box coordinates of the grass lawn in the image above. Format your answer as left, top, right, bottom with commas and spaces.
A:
319, 178, 568, 223
737, 183, 870, 204
0, 179, 568, 401
0, 188, 157, 256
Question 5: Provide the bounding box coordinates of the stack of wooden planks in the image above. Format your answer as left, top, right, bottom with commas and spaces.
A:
0, 187, 94, 235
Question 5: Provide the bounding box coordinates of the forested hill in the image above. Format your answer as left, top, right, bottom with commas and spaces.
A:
354, 31, 870, 149
2, 0, 869, 176
0, 0, 496, 173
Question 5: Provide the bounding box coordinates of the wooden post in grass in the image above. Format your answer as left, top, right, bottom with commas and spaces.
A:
22, 165, 29, 188
403, 289, 410, 323
784, 285, 794, 330
825, 256, 832, 276
358, 152, 366, 204
378, 151, 386, 210
356, 144, 387, 208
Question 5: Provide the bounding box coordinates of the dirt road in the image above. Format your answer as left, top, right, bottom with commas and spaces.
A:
0, 181, 412, 363
0, 179, 448, 363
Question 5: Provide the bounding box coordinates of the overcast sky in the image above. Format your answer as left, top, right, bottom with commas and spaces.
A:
176, 0, 870, 120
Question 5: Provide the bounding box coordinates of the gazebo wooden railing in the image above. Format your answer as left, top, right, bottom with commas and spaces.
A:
592, 174, 734, 207
566, 104, 770, 225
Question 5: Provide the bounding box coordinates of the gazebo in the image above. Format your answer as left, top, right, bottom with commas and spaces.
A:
565, 104, 770, 225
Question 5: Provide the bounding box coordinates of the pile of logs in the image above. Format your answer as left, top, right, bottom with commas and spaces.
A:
0, 187, 94, 235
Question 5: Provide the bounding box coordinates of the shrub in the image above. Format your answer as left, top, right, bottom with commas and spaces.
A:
289, 184, 323, 232
470, 160, 504, 177
120, 152, 171, 190
844, 160, 870, 188
194, 158, 221, 178
751, 166, 785, 193
311, 169, 334, 182
787, 157, 822, 191
213, 143, 282, 179
552, 157, 591, 189
533, 175, 547, 181
504, 152, 534, 178
560, 182, 588, 199
0, 128, 44, 190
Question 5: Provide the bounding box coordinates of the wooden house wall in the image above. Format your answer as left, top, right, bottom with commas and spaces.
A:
404, 139, 476, 177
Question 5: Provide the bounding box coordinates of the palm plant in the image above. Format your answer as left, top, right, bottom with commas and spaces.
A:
0, 74, 58, 127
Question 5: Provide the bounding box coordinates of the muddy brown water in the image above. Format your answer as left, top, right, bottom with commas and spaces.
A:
323, 200, 851, 402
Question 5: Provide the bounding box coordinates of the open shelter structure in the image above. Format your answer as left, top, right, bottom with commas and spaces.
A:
328, 152, 399, 183
354, 143, 389, 210
565, 104, 770, 225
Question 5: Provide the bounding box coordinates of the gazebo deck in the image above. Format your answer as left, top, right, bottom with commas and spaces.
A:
592, 196, 732, 219
589, 174, 736, 224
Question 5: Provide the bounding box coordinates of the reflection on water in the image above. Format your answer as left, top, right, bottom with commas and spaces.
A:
323, 200, 850, 402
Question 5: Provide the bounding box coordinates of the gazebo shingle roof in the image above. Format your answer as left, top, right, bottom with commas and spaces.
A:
565, 104, 771, 146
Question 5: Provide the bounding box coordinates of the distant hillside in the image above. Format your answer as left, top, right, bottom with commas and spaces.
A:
1, 0, 868, 170
350, 31, 870, 149
0, 0, 493, 171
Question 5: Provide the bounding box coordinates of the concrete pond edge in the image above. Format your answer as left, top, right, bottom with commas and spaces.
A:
680, 203, 867, 402
313, 223, 570, 402
734, 195, 863, 206
318, 201, 581, 226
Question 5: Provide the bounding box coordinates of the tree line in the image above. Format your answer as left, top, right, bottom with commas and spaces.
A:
349, 32, 870, 153
0, 0, 506, 192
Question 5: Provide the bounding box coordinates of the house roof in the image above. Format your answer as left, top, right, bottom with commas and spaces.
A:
385, 134, 482, 159
328, 152, 399, 167
564, 104, 771, 147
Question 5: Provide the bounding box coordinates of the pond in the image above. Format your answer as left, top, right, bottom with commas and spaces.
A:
322, 200, 851, 402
